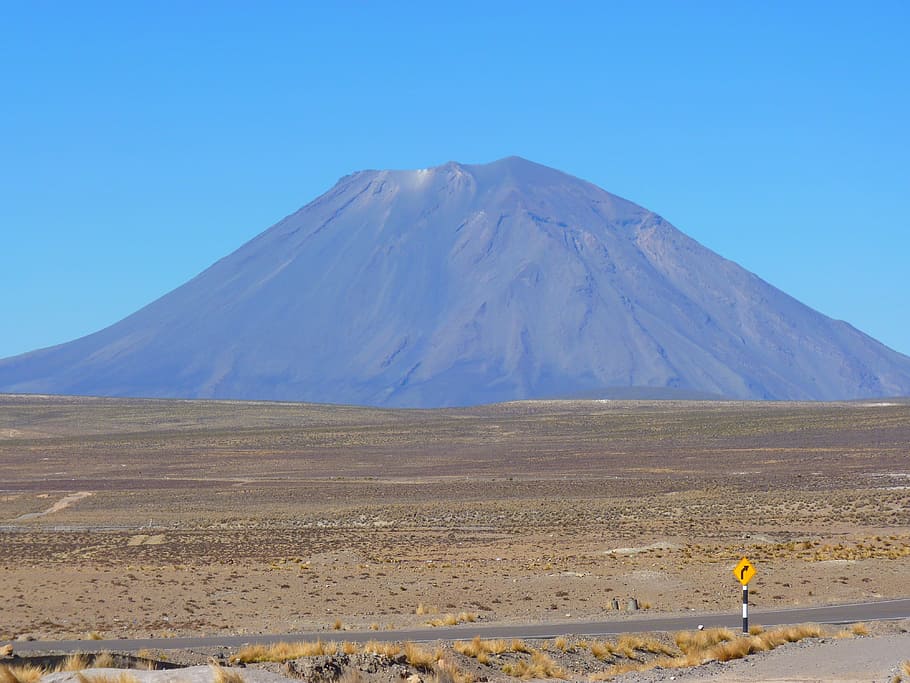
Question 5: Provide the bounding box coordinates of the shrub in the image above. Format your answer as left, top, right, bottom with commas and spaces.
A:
501, 651, 567, 680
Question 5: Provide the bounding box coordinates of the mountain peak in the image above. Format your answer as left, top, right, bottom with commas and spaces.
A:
352, 157, 581, 191
463, 156, 581, 187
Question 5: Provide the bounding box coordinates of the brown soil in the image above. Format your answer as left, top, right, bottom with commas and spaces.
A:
1, 394, 908, 641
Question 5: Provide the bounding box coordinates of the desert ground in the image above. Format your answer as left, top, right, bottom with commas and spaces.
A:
1, 394, 909, 680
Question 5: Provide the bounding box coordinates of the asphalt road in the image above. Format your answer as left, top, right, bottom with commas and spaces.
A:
8, 598, 910, 654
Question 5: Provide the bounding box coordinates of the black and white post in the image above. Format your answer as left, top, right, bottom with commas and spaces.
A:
742, 583, 749, 634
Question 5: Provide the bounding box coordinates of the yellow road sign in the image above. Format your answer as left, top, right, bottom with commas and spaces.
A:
734, 557, 756, 585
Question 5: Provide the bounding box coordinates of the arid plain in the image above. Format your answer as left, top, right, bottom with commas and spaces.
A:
1, 394, 908, 642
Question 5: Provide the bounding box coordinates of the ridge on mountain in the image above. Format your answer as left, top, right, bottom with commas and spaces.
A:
2, 157, 909, 407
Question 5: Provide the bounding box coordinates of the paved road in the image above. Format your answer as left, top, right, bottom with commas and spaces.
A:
8, 598, 910, 654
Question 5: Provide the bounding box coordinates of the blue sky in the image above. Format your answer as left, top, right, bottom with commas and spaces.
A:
2, 1, 908, 358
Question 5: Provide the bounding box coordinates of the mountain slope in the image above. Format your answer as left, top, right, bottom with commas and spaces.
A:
3, 156, 910, 406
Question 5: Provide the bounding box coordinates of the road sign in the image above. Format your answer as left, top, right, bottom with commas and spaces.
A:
733, 557, 755, 585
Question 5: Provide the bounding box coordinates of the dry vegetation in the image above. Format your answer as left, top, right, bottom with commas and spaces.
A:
0, 665, 44, 683
211, 623, 864, 682
590, 624, 831, 679
208, 662, 244, 683
75, 674, 139, 683
0, 395, 909, 642
0, 653, 140, 683
501, 650, 567, 679
454, 637, 531, 664
426, 613, 478, 628
230, 639, 442, 671
0, 622, 889, 683
232, 640, 351, 663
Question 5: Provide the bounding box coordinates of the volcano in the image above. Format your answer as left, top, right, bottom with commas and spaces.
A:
3, 156, 910, 406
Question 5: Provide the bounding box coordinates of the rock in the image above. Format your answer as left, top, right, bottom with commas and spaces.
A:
283, 654, 349, 682
353, 653, 393, 674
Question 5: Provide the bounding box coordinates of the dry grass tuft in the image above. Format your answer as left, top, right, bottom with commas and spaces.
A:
706, 636, 765, 662
230, 644, 266, 664
453, 637, 482, 658
510, 640, 531, 654
480, 640, 509, 655
616, 635, 675, 656
362, 641, 402, 658
332, 619, 344, 631
431, 662, 476, 683
904, 660, 910, 675
0, 646, 12, 659
501, 650, 568, 680
552, 636, 570, 652
1, 665, 45, 683
454, 637, 488, 664
58, 654, 91, 672
851, 622, 870, 636
755, 624, 823, 649
231, 639, 340, 663
92, 653, 116, 669
416, 603, 439, 616
210, 662, 245, 683
454, 636, 529, 663
589, 641, 615, 661
75, 674, 139, 683
675, 627, 735, 655
426, 612, 478, 627
403, 643, 442, 672
834, 623, 869, 640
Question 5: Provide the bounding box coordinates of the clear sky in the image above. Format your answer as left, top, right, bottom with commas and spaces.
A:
2, 1, 908, 359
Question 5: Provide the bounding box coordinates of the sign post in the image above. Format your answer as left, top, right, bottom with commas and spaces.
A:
733, 557, 756, 634
742, 583, 748, 634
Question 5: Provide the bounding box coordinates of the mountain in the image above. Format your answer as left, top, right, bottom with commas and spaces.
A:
3, 156, 910, 406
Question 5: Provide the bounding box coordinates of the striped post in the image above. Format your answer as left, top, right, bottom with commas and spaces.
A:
742, 583, 749, 634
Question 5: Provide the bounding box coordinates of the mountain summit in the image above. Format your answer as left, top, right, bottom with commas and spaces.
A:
3, 157, 910, 406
